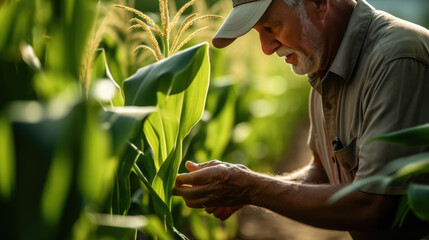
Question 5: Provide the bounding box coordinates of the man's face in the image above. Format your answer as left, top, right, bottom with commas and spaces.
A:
253, 0, 323, 75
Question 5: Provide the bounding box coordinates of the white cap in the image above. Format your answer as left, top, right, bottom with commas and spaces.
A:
212, 0, 272, 48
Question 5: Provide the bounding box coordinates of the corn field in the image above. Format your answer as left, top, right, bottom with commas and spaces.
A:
0, 0, 311, 239
2, 0, 429, 239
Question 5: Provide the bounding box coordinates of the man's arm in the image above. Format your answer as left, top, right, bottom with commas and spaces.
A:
173, 160, 399, 231
179, 150, 329, 220
279, 150, 330, 184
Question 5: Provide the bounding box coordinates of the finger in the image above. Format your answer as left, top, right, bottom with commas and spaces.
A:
213, 208, 229, 221
183, 197, 209, 209
185, 161, 200, 172
175, 165, 222, 186
205, 207, 217, 214
215, 206, 243, 221
185, 160, 224, 172
175, 172, 209, 186
172, 184, 209, 199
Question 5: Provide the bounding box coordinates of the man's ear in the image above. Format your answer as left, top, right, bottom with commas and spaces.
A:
310, 0, 329, 20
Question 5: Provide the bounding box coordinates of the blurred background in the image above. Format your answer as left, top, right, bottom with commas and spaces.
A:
1, 0, 428, 239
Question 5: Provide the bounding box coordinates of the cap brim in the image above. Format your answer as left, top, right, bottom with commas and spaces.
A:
212, 0, 272, 48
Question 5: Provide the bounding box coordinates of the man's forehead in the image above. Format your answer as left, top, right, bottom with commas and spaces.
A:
232, 0, 262, 7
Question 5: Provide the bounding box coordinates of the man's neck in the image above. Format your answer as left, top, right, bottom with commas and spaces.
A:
316, 0, 357, 76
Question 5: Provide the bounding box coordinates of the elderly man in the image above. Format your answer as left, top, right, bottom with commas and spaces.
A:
173, 0, 429, 239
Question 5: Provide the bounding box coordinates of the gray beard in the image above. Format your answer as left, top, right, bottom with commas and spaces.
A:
292, 4, 323, 75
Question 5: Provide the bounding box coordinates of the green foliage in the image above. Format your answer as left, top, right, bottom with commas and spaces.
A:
367, 123, 429, 146
329, 123, 429, 228
190, 81, 238, 163
0, 89, 156, 239
0, 0, 213, 238
0, 0, 312, 239
124, 43, 210, 236
408, 184, 429, 221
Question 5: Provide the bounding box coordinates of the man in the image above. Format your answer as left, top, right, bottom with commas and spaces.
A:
173, 0, 429, 239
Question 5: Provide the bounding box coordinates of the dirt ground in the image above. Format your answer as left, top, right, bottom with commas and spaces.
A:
235, 121, 352, 240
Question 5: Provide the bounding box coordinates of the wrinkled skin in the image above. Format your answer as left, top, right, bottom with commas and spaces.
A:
173, 161, 248, 220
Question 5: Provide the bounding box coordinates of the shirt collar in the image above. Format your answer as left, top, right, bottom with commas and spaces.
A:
309, 0, 374, 93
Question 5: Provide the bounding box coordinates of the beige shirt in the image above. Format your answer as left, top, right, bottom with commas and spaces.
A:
308, 0, 429, 195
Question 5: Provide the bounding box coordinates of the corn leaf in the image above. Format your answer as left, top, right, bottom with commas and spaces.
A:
132, 163, 174, 230
103, 106, 156, 155
329, 152, 429, 203
123, 43, 210, 233
392, 159, 429, 182
151, 43, 209, 209
204, 82, 237, 160
0, 111, 15, 201
102, 106, 156, 215
328, 175, 388, 204
392, 195, 411, 228
367, 123, 429, 146
408, 184, 429, 221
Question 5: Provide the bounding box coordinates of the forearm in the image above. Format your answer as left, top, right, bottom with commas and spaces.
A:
174, 160, 398, 231
280, 155, 330, 184
247, 172, 398, 231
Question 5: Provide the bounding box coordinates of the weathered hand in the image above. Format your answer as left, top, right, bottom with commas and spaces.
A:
173, 160, 252, 211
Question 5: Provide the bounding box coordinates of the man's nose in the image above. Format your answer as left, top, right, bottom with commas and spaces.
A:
259, 33, 280, 55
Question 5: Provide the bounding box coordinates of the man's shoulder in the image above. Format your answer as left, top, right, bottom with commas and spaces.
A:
365, 10, 429, 65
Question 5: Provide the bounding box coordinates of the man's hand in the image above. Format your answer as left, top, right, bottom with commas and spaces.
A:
173, 160, 250, 220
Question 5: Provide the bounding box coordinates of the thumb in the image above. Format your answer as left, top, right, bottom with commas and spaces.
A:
185, 161, 201, 172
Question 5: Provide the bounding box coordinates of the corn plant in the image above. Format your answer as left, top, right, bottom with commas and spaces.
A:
115, 0, 220, 60
329, 123, 429, 230
0, 0, 217, 239
102, 0, 220, 237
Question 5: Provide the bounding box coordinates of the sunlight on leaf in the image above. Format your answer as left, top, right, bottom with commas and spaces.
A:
94, 79, 117, 102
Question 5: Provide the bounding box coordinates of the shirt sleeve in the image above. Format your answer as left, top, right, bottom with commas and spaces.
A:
355, 57, 429, 194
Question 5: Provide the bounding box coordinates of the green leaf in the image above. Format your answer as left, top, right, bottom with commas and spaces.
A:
328, 175, 388, 204
123, 43, 210, 238
150, 43, 210, 208
421, 235, 429, 240
132, 163, 174, 230
367, 123, 429, 146
0, 111, 15, 201
204, 82, 237, 160
79, 102, 115, 206
329, 152, 429, 203
103, 106, 156, 155
91, 49, 124, 106
124, 43, 208, 107
393, 159, 429, 182
392, 194, 411, 228
40, 147, 73, 225
377, 152, 429, 186
111, 144, 139, 216
379, 152, 429, 175
145, 215, 175, 240
102, 107, 155, 215
408, 184, 429, 221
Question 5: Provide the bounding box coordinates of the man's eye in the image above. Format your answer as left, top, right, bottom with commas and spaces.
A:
264, 27, 273, 33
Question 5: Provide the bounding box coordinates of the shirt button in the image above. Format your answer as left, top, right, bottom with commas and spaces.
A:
325, 103, 333, 110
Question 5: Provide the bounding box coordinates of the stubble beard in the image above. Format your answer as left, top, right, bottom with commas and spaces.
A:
277, 6, 323, 75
